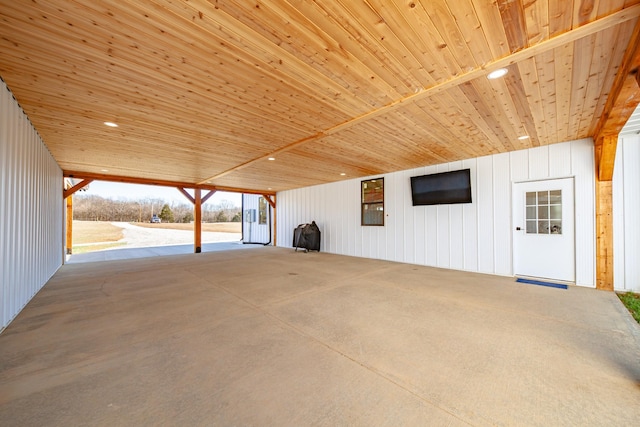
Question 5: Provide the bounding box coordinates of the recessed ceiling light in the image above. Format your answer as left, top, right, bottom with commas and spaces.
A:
104, 121, 118, 127
518, 135, 530, 140
340, 173, 346, 176
268, 157, 275, 161
101, 169, 109, 172
487, 68, 508, 79
268, 187, 272, 190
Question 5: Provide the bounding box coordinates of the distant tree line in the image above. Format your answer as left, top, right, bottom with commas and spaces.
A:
73, 194, 241, 223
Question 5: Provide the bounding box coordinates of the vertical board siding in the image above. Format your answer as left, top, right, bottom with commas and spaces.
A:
462, 158, 478, 271
277, 139, 596, 287
613, 141, 626, 291
614, 136, 640, 292
493, 153, 512, 276
477, 156, 495, 274
1, 80, 63, 332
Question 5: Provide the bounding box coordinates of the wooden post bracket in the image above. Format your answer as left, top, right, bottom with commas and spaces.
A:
63, 179, 93, 199
261, 194, 276, 209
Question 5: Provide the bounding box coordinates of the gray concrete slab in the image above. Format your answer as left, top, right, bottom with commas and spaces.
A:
1, 247, 639, 426
67, 240, 261, 263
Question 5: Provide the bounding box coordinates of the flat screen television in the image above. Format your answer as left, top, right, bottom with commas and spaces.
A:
410, 169, 472, 206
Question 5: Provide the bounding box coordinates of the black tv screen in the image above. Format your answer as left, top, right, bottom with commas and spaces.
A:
410, 169, 472, 206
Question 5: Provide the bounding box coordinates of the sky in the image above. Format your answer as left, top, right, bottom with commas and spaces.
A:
80, 181, 242, 207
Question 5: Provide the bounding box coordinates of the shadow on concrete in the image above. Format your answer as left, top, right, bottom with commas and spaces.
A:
67, 241, 263, 263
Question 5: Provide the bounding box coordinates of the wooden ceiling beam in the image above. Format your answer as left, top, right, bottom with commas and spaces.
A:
199, 4, 640, 185
593, 18, 640, 182
63, 171, 274, 196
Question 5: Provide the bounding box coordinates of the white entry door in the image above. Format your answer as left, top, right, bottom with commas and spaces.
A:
513, 178, 575, 282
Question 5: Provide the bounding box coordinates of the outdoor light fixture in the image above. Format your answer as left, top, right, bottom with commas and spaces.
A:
268, 157, 275, 161
104, 121, 118, 127
518, 135, 530, 140
487, 68, 508, 79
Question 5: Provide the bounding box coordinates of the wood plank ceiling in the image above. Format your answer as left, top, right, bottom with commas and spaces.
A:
1, 0, 639, 193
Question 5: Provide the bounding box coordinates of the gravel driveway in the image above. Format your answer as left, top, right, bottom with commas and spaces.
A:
113, 222, 241, 248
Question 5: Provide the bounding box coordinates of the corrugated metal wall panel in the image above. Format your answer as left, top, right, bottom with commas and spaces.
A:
614, 136, 640, 292
276, 139, 596, 286
242, 194, 272, 245
1, 80, 63, 332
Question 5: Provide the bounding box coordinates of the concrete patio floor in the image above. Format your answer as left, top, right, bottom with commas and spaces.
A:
66, 240, 259, 263
1, 247, 639, 426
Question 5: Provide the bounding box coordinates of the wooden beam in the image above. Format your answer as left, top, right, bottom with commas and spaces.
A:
596, 136, 618, 181
593, 18, 640, 141
177, 187, 195, 204
590, 19, 640, 292
63, 179, 92, 199
201, 190, 217, 204
199, 4, 640, 184
595, 177, 614, 291
63, 171, 275, 196
177, 188, 216, 205
66, 195, 73, 255
194, 189, 202, 254
261, 194, 276, 209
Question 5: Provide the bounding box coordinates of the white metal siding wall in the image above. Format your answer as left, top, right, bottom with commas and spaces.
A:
613, 136, 640, 292
242, 194, 273, 245
277, 139, 596, 287
1, 80, 63, 331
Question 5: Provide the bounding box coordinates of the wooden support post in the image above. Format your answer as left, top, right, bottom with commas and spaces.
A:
178, 187, 214, 253
66, 195, 73, 255
594, 135, 617, 291
272, 194, 277, 246
194, 188, 202, 253
262, 194, 277, 246
595, 176, 614, 291
597, 136, 618, 181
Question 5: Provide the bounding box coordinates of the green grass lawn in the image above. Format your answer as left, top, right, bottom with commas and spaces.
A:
618, 292, 640, 323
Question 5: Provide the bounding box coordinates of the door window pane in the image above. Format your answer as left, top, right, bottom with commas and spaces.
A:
550, 205, 562, 220
538, 220, 549, 233
538, 206, 549, 219
526, 192, 536, 205
549, 190, 562, 204
537, 191, 549, 204
550, 221, 562, 234
525, 189, 562, 234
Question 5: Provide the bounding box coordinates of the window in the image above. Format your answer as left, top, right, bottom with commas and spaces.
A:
258, 197, 267, 225
525, 190, 562, 234
361, 178, 384, 226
